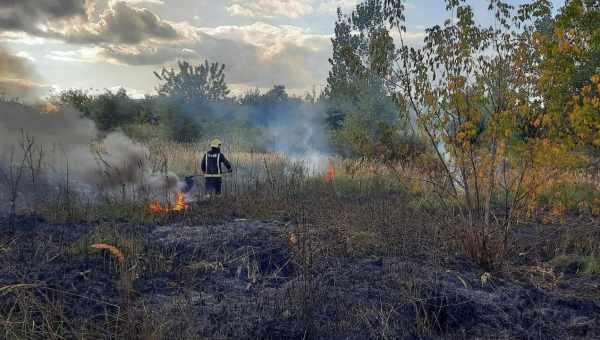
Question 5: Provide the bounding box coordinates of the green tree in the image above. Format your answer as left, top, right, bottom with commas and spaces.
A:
325, 2, 414, 160
155, 60, 230, 102
58, 89, 93, 117
153, 97, 202, 142
536, 0, 600, 151
263, 85, 289, 104
90, 88, 143, 132
58, 88, 144, 133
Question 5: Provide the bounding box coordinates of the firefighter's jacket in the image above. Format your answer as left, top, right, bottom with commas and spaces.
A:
201, 148, 232, 177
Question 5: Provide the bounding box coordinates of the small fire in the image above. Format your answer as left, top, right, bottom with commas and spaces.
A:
147, 192, 188, 214
324, 159, 336, 183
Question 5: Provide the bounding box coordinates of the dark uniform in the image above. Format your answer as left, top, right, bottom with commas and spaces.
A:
201, 147, 232, 195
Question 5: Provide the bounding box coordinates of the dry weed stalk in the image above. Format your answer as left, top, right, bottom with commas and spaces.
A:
90, 243, 126, 265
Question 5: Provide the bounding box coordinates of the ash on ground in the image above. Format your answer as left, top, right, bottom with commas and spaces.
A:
1, 217, 599, 339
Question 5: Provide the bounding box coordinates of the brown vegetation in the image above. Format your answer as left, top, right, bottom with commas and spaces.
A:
1, 137, 599, 339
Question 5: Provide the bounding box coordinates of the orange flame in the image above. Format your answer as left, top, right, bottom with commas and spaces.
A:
324, 159, 335, 183
147, 192, 188, 214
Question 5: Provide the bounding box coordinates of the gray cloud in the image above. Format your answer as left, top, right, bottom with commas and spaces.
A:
96, 23, 332, 89
0, 0, 388, 94
0, 46, 45, 100
59, 1, 179, 44
0, 0, 90, 35
0, 0, 179, 45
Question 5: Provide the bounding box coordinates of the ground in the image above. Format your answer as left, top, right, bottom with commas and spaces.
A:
1, 211, 599, 339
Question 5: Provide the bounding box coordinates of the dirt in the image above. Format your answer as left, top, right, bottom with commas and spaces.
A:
1, 216, 599, 339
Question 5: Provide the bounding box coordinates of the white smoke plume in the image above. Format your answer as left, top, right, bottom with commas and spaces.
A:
0, 101, 180, 197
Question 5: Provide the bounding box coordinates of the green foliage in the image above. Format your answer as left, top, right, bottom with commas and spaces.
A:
540, 182, 600, 213
90, 88, 144, 132
325, 3, 417, 160
58, 88, 149, 133
152, 98, 202, 142
536, 0, 600, 151
155, 60, 230, 102
58, 88, 93, 116
581, 256, 600, 275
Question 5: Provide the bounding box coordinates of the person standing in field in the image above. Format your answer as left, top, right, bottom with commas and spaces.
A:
201, 138, 232, 196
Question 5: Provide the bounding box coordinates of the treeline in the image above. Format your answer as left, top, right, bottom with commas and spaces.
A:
56, 65, 315, 149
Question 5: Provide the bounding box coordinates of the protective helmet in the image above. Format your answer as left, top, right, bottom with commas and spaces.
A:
210, 138, 223, 148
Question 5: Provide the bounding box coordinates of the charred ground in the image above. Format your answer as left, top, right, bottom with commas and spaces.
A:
1, 189, 599, 340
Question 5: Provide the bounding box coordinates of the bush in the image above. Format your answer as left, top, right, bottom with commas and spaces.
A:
541, 182, 600, 215
153, 98, 203, 142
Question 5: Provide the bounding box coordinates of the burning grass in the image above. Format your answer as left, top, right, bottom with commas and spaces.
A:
147, 192, 188, 215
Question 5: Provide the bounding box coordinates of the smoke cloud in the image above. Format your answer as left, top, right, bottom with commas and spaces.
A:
262, 102, 331, 172
0, 101, 180, 197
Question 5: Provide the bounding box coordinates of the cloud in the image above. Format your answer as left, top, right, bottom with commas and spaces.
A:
15, 51, 36, 62
1, 0, 419, 94
119, 0, 165, 4
317, 0, 361, 15
46, 47, 105, 63
191, 23, 331, 88
226, 0, 314, 19
0, 0, 90, 36
0, 32, 48, 45
225, 0, 363, 18
0, 46, 46, 100
389, 29, 427, 47
100, 44, 197, 65
93, 21, 331, 90
0, 1, 179, 45
55, 1, 179, 45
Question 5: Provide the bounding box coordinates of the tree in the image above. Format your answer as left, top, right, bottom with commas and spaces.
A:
153, 97, 202, 142
324, 8, 365, 128
536, 0, 600, 153
155, 60, 230, 102
58, 88, 144, 133
365, 0, 592, 268
263, 85, 289, 104
58, 89, 93, 117
325, 2, 414, 160
89, 88, 143, 132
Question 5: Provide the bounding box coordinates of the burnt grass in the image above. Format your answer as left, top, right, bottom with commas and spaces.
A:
1, 194, 600, 339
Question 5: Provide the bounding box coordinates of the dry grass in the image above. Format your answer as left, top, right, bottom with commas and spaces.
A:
1, 137, 600, 339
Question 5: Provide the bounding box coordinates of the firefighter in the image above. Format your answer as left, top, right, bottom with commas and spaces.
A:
201, 138, 232, 195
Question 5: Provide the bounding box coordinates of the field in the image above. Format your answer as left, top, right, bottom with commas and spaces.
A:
1, 0, 599, 338
1, 140, 599, 339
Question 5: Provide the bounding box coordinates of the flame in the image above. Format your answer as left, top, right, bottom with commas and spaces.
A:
147, 192, 188, 214
173, 191, 188, 211
324, 159, 336, 183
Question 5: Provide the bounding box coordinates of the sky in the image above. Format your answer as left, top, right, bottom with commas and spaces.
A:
0, 0, 567, 99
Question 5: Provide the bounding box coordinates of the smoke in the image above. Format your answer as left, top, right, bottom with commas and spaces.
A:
196, 94, 332, 173
0, 101, 179, 196
262, 102, 331, 172
0, 44, 180, 201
